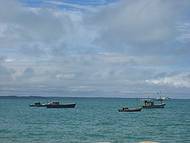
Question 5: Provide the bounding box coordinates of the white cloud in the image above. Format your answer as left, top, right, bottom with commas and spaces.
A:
89, 0, 179, 50
45, 0, 96, 12
4, 58, 15, 63
146, 73, 190, 88
177, 22, 190, 43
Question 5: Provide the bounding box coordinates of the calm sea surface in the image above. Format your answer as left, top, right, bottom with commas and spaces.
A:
0, 97, 190, 143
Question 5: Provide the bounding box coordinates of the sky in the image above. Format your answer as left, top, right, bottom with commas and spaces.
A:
0, 0, 190, 98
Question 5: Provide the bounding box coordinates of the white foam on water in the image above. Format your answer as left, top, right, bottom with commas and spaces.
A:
138, 141, 159, 143
96, 140, 159, 143
96, 142, 111, 143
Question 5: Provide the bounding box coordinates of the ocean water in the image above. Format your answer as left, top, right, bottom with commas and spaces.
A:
0, 97, 190, 143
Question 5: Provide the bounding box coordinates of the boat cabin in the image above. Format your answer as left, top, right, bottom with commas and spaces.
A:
48, 101, 60, 105
144, 100, 154, 106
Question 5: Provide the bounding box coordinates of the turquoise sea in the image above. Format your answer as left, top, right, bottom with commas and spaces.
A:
0, 97, 190, 143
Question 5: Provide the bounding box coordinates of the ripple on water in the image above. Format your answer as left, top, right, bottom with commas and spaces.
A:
138, 141, 159, 143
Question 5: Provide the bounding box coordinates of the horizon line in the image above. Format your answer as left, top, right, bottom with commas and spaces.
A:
0, 95, 189, 100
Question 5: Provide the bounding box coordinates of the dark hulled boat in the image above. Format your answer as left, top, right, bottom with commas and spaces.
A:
46, 101, 76, 108
118, 107, 142, 112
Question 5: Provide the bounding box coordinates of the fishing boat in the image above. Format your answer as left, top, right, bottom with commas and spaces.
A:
118, 107, 142, 112
46, 101, 76, 108
142, 99, 165, 109
30, 102, 46, 107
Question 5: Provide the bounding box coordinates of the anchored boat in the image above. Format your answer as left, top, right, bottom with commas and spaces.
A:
30, 102, 46, 107
30, 101, 76, 108
46, 101, 76, 108
118, 107, 142, 112
142, 99, 165, 109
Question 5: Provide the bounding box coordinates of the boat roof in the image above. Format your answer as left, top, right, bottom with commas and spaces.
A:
141, 98, 153, 101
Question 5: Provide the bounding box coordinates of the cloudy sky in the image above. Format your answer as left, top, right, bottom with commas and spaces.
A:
0, 0, 190, 98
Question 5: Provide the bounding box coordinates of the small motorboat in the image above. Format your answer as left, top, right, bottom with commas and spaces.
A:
30, 102, 46, 107
46, 101, 76, 108
118, 107, 142, 112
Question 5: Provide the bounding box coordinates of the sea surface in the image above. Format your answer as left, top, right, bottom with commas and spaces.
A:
0, 97, 190, 143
